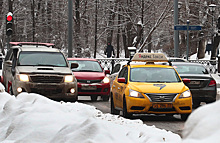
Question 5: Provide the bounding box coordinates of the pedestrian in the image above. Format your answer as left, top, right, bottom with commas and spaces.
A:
105, 42, 115, 58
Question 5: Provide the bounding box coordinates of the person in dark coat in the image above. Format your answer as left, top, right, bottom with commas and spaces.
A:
105, 42, 115, 58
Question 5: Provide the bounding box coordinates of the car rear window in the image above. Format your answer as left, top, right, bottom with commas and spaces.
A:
173, 65, 209, 74
130, 67, 181, 83
17, 51, 68, 67
68, 60, 103, 72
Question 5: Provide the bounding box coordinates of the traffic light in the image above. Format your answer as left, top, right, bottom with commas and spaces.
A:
6, 12, 13, 36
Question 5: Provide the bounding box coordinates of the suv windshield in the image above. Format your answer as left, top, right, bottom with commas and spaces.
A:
17, 51, 68, 67
68, 60, 103, 72
130, 67, 181, 83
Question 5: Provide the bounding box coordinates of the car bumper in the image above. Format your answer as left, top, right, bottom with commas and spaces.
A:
13, 80, 78, 99
190, 87, 217, 102
126, 95, 192, 114
77, 82, 110, 96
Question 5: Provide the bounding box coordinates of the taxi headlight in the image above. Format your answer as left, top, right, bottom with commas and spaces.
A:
179, 90, 191, 98
19, 74, 29, 82
102, 77, 110, 83
64, 75, 74, 82
129, 89, 144, 98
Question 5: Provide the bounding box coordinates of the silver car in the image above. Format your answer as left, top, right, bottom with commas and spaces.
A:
3, 42, 78, 101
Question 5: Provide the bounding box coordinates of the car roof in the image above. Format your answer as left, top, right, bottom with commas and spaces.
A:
130, 64, 173, 69
10, 42, 59, 52
67, 58, 98, 61
10, 42, 54, 47
171, 62, 204, 66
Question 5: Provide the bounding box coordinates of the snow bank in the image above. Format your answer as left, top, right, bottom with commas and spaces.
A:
182, 100, 220, 143
0, 92, 181, 143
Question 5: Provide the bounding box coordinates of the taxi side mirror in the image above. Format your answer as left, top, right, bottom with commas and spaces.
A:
71, 63, 78, 69
105, 70, 110, 75
118, 77, 126, 83
183, 78, 191, 84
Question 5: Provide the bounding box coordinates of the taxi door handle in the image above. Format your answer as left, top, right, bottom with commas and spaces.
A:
118, 87, 120, 90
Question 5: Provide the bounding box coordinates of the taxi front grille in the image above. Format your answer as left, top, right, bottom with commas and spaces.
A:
145, 93, 178, 102
30, 76, 63, 83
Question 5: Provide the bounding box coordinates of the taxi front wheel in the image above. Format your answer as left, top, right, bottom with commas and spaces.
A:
122, 97, 132, 118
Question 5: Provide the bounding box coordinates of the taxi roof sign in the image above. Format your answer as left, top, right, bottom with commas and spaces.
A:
131, 53, 168, 62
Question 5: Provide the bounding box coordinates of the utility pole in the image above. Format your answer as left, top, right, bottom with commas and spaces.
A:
174, 0, 179, 57
68, 0, 73, 58
94, 0, 97, 58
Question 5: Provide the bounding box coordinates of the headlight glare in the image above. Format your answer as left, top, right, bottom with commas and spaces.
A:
102, 77, 110, 83
179, 90, 191, 98
64, 75, 74, 82
19, 74, 29, 82
129, 89, 144, 98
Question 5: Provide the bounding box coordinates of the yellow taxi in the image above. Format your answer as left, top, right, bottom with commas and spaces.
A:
111, 53, 192, 120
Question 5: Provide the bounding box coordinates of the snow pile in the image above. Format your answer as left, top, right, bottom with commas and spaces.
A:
0, 91, 181, 143
182, 100, 220, 143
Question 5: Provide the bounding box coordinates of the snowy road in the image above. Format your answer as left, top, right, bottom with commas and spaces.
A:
78, 96, 185, 136
79, 88, 220, 136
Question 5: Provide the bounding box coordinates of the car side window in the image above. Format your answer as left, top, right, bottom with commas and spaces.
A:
112, 64, 121, 74
118, 67, 128, 82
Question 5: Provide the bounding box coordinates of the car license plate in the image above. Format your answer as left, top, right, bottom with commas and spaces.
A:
81, 84, 97, 90
152, 103, 173, 109
189, 81, 200, 85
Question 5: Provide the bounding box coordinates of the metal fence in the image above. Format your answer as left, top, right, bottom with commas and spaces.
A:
97, 58, 219, 74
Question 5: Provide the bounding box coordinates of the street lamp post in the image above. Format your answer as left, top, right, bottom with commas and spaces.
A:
209, 3, 216, 60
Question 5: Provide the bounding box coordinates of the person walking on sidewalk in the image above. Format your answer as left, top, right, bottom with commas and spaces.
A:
105, 42, 115, 58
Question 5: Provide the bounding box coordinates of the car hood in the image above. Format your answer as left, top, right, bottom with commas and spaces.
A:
73, 72, 105, 80
128, 82, 188, 94
16, 66, 72, 75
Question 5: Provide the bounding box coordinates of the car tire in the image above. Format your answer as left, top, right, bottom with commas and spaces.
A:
180, 114, 190, 121
102, 95, 109, 101
110, 95, 120, 115
122, 96, 132, 118
193, 101, 200, 108
69, 96, 78, 102
90, 95, 98, 101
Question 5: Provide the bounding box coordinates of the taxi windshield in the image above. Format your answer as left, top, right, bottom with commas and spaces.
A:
130, 67, 181, 83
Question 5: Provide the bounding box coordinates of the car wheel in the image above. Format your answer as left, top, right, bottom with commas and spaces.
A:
69, 96, 78, 102
122, 96, 132, 118
90, 95, 98, 101
180, 114, 190, 121
102, 95, 109, 101
193, 101, 200, 108
110, 95, 120, 115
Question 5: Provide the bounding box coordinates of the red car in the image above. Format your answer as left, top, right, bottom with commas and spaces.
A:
67, 58, 110, 101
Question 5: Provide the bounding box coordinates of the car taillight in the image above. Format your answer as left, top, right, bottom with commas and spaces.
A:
208, 80, 216, 86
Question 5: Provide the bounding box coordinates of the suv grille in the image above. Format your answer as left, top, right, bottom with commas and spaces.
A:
77, 79, 102, 84
30, 76, 63, 83
145, 93, 178, 102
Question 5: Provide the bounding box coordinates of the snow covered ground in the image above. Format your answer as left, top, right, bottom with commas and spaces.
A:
0, 81, 219, 143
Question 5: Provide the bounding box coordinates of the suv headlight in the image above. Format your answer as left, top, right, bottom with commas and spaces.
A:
129, 89, 144, 98
19, 74, 29, 82
179, 90, 191, 98
64, 75, 74, 82
102, 77, 110, 83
